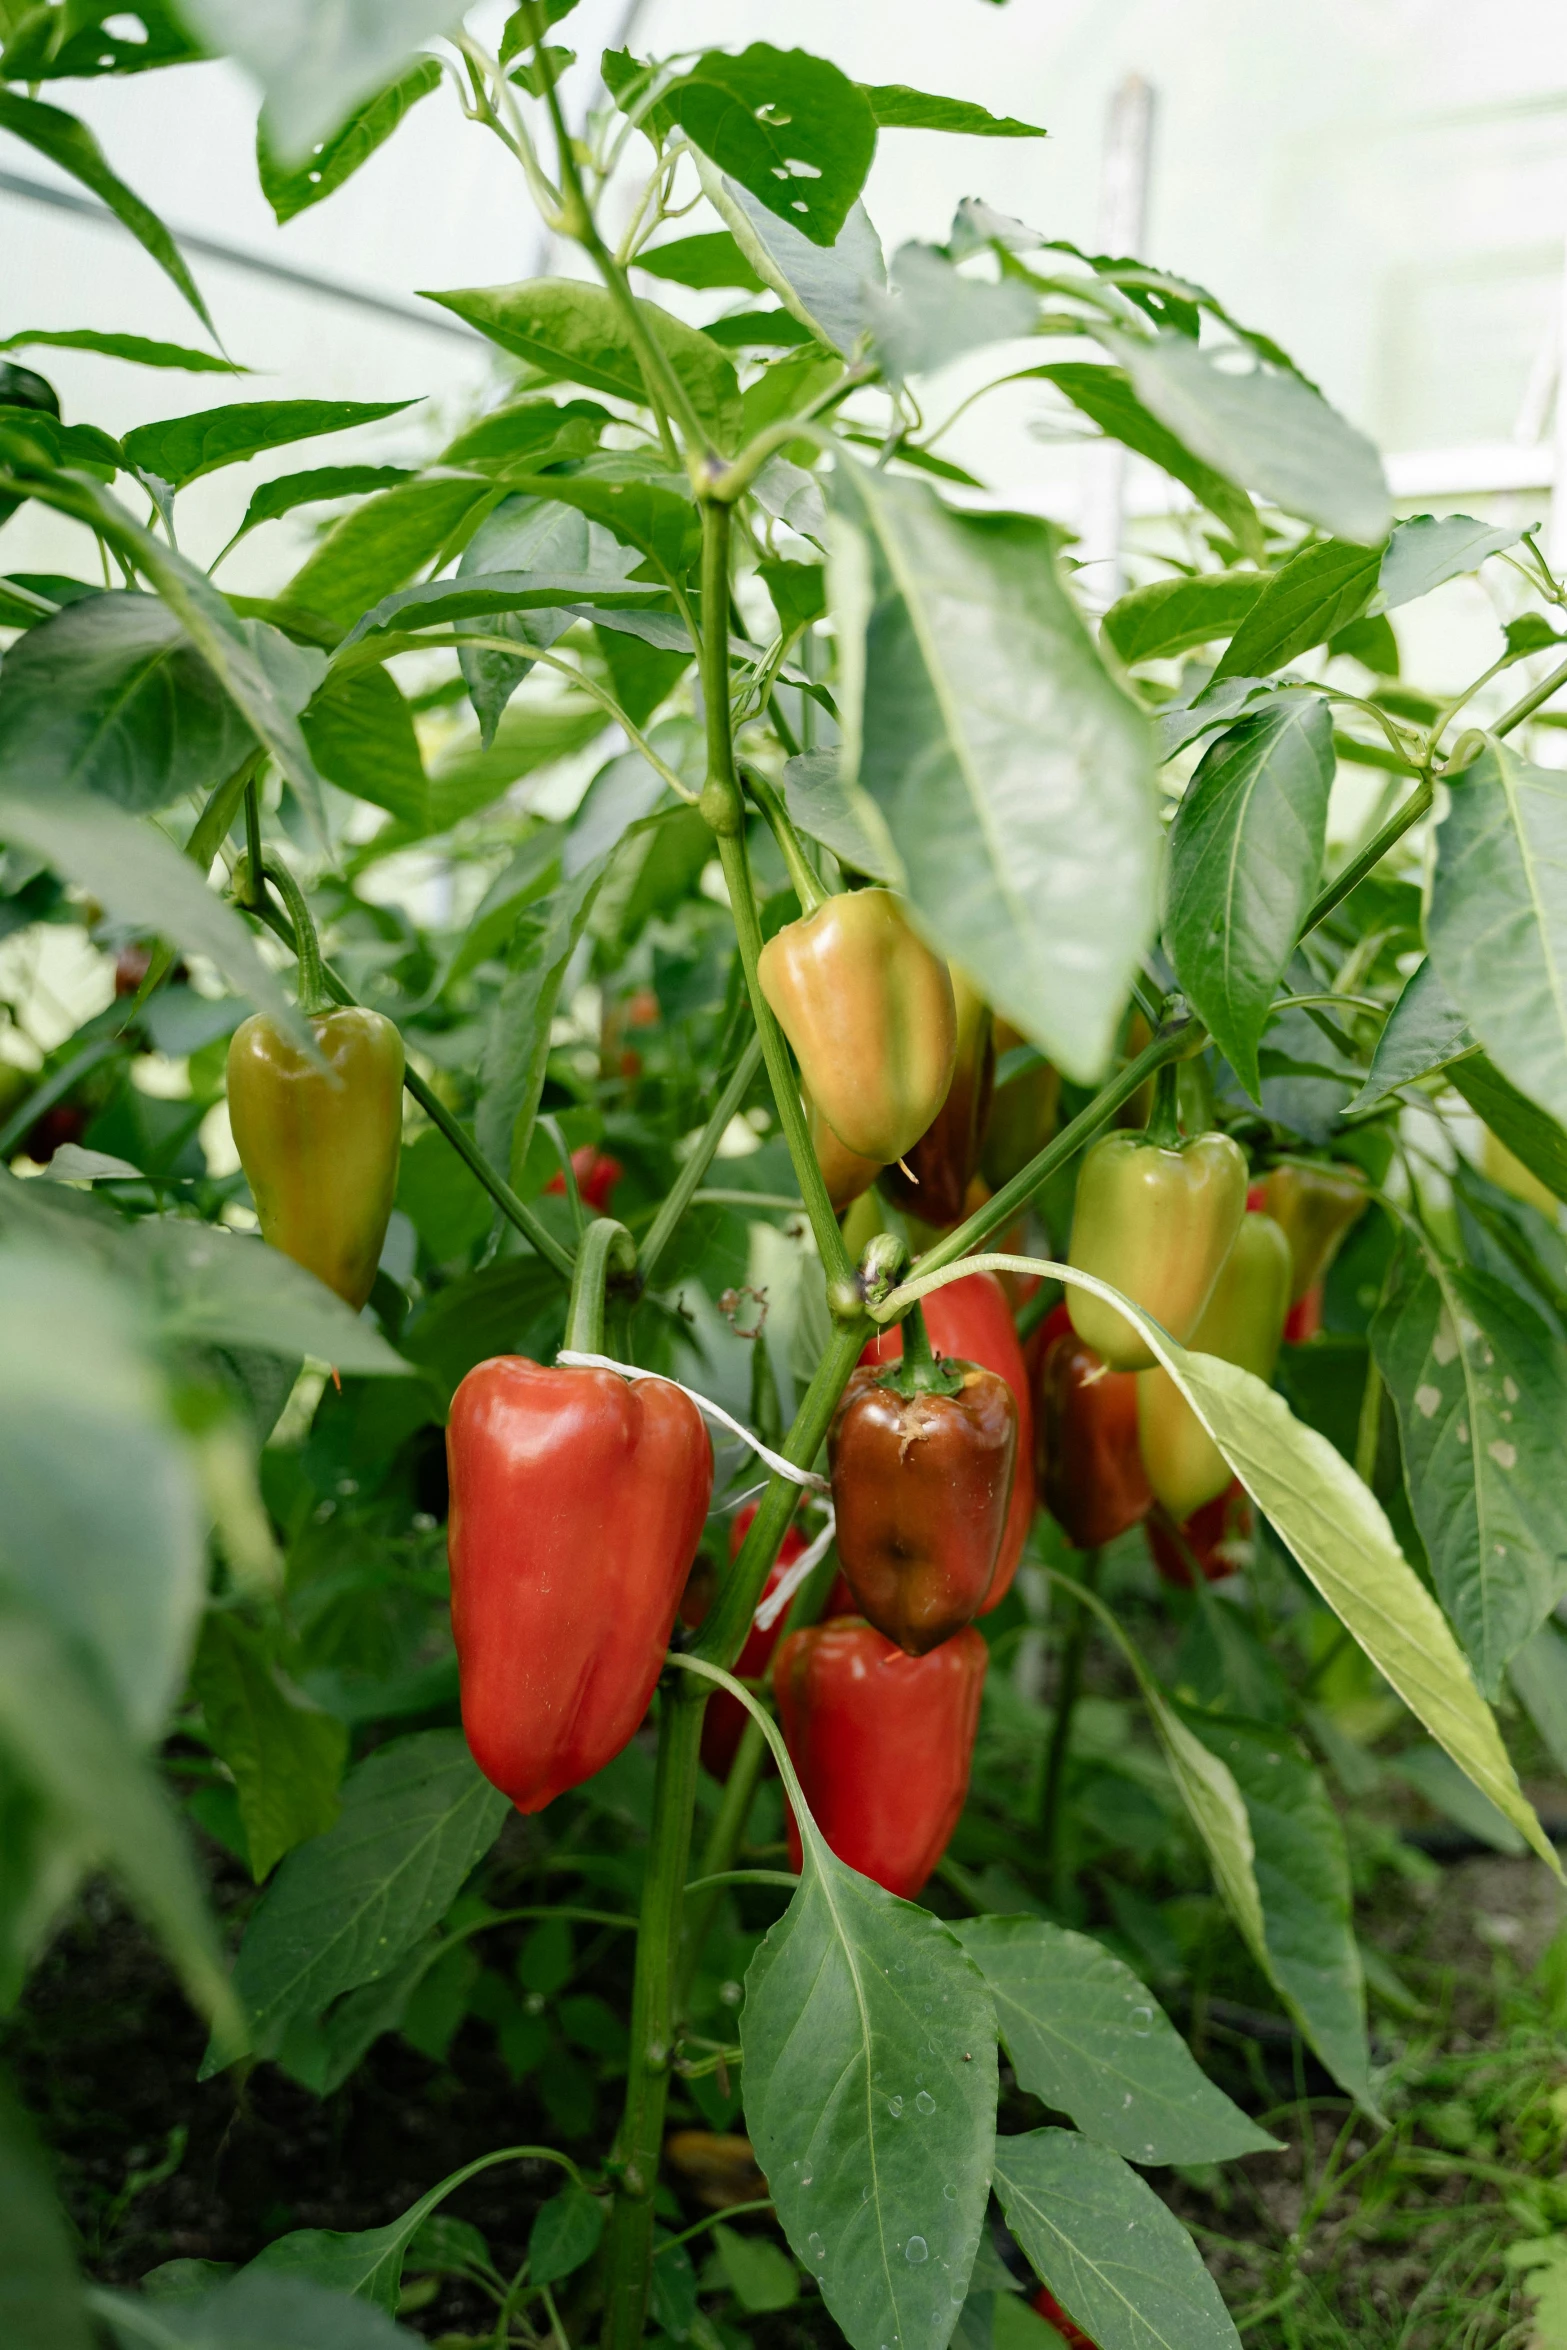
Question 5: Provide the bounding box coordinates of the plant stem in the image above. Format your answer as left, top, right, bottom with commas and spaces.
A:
252, 857, 330, 1015
639, 1031, 765, 1284
1297, 777, 1434, 942
242, 775, 265, 906
600, 1686, 705, 2350
1145, 1060, 1182, 1147
677, 1714, 769, 2001
1354, 1349, 1383, 1488
1492, 649, 1567, 738
741, 765, 826, 912
1040, 1548, 1102, 1878
242, 886, 575, 1280
563, 1217, 636, 1354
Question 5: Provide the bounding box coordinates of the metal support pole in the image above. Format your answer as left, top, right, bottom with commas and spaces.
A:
1077, 74, 1157, 602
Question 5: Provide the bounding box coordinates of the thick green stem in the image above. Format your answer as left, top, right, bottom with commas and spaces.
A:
562, 1217, 636, 1355
639, 1032, 765, 1285
1298, 778, 1434, 941
600, 1688, 706, 2350
1492, 649, 1567, 739
250, 857, 329, 1016
243, 775, 265, 909
678, 1714, 769, 2002
742, 766, 826, 913
876, 1295, 963, 1398
1040, 1547, 1102, 1877
1145, 1060, 1182, 1148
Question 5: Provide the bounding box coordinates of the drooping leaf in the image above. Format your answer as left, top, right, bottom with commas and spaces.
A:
122, 398, 416, 494
862, 84, 1047, 137
1113, 332, 1392, 547
1349, 956, 1474, 1113
178, 0, 462, 164
655, 44, 877, 249
1377, 514, 1526, 612
1212, 538, 1383, 684
225, 464, 418, 551
1177, 1714, 1372, 2107
0, 591, 255, 815
829, 463, 1158, 1083
421, 278, 741, 450
0, 2068, 92, 2350
866, 244, 1038, 382
301, 662, 428, 820
529, 2186, 606, 2286
192, 1616, 347, 1882
1373, 1233, 1567, 1694
94, 2268, 423, 2348
1448, 1053, 1567, 1205
258, 58, 442, 222
0, 328, 237, 373
1102, 573, 1265, 667
1029, 364, 1264, 561
741, 1795, 997, 2350
0, 90, 214, 333
956, 1918, 1275, 2166
441, 395, 607, 476
702, 168, 886, 357
212, 1730, 507, 2068
1165, 695, 1337, 1098
993, 2130, 1242, 2350
1427, 738, 1567, 1132
450, 488, 641, 744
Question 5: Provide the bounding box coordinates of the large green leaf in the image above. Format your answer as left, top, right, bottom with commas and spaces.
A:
829, 463, 1157, 1083
1349, 956, 1473, 1113
211, 1730, 506, 2068
783, 750, 900, 882
258, 58, 442, 221
955, 1918, 1275, 2165
700, 167, 885, 356
0, 591, 254, 814
657, 44, 876, 249
1028, 365, 1263, 561
1114, 332, 1391, 547
1165, 695, 1337, 1098
1373, 1234, 1567, 1694
1178, 1714, 1371, 2106
301, 663, 427, 820
634, 230, 764, 292
0, 328, 236, 374
286, 475, 497, 629
0, 1592, 237, 2041
178, 0, 462, 162
1102, 573, 1264, 667
454, 491, 638, 746
0, 2069, 92, 2350
867, 244, 1038, 383
122, 399, 415, 493
1449, 1053, 1567, 1204
421, 278, 741, 451
741, 1796, 997, 2350
1377, 514, 1525, 611
192, 1616, 347, 1882
225, 464, 416, 552
454, 455, 700, 583
1428, 738, 1567, 1131
0, 91, 213, 334
993, 2130, 1242, 2350
1212, 538, 1383, 683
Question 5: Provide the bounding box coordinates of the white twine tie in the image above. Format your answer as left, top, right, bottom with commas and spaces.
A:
555, 1351, 830, 1495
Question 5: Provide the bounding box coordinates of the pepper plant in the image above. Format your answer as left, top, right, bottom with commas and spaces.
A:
3, 9, 1567, 2350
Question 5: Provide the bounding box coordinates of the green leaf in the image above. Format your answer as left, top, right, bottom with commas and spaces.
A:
421, 278, 741, 450
122, 398, 416, 494
955, 1917, 1276, 2165
0, 91, 214, 334
701, 168, 885, 357
634, 230, 764, 292
286, 475, 497, 630
829, 463, 1158, 1083
1372, 1234, 1567, 1693
1176, 1714, 1372, 2108
1165, 696, 1337, 1098
477, 855, 613, 1181
1449, 1053, 1567, 1204
301, 663, 428, 821
713, 2223, 798, 2312
212, 1730, 506, 2068
862, 83, 1046, 137
529, 2186, 606, 2286
1389, 1741, 1526, 1854
247, 2154, 509, 2312
0, 329, 237, 373
1508, 1619, 1567, 1778
1212, 538, 1383, 684
0, 591, 255, 815
657, 44, 877, 249
1428, 738, 1567, 1131
993, 2130, 1242, 2350
0, 1233, 205, 1742
94, 2267, 424, 2346
258, 58, 442, 222
1348, 956, 1473, 1113
337, 572, 662, 656
1102, 572, 1264, 667
469, 454, 701, 582
740, 1798, 998, 2350
1329, 610, 1399, 675
398, 699, 606, 845
441, 395, 607, 476
0, 2, 207, 80
226, 464, 417, 550
867, 244, 1038, 382
192, 1616, 347, 1883
782, 750, 899, 883
126, 1217, 410, 1373
1028, 365, 1263, 562
0, 2067, 92, 2350
454, 490, 638, 746
179, 0, 462, 163
1113, 332, 1391, 547
0, 1592, 237, 2042
1377, 513, 1526, 612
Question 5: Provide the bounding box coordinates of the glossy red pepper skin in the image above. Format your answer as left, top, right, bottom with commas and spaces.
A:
1146, 1479, 1252, 1588
1031, 2284, 1097, 2350
686, 1502, 809, 1781
447, 1357, 712, 1813
860, 1270, 1035, 1607
830, 1357, 1016, 1654
546, 1144, 622, 1213
773, 1618, 987, 1897
1032, 1307, 1152, 1551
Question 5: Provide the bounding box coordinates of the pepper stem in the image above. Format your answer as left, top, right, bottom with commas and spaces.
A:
743, 767, 827, 915
1145, 1059, 1183, 1150
875, 1296, 965, 1399
245, 855, 331, 1018
563, 1217, 637, 1358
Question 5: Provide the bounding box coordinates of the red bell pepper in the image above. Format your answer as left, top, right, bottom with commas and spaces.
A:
1146, 1479, 1253, 1588
546, 1143, 623, 1213
1031, 2284, 1097, 2350
447, 1223, 712, 1812
772, 1617, 987, 1897
1029, 1303, 1152, 1551
860, 1268, 1035, 1606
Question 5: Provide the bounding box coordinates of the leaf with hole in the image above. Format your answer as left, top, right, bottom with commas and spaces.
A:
656, 44, 877, 249
258, 58, 442, 223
